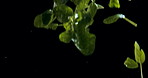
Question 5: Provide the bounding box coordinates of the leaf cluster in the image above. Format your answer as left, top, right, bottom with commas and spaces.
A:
34, 0, 104, 56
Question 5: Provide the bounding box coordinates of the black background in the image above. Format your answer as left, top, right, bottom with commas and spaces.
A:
1, 0, 148, 78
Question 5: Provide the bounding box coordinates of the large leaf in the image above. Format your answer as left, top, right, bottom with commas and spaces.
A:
124, 57, 138, 69
103, 14, 120, 24
108, 0, 120, 8
34, 9, 54, 28
134, 41, 145, 64
73, 31, 96, 56
53, 5, 73, 23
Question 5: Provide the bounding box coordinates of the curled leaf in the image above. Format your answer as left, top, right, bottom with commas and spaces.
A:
103, 14, 120, 24
124, 57, 138, 69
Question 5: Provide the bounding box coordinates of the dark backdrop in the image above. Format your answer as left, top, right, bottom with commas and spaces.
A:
1, 0, 147, 78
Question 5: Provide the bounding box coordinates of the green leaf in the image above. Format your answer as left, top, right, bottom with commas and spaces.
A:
103, 14, 120, 24
53, 4, 73, 23
54, 0, 69, 5
59, 31, 73, 43
87, 2, 98, 18
47, 23, 59, 30
134, 41, 145, 63
34, 9, 54, 28
108, 0, 120, 8
72, 29, 96, 56
76, 12, 93, 28
124, 57, 138, 69
96, 4, 104, 9
70, 0, 81, 5
74, 0, 90, 10
140, 49, 145, 63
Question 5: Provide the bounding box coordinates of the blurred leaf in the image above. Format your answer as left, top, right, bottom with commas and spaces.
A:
75, 12, 83, 22
72, 0, 90, 10
87, 2, 98, 18
54, 0, 69, 5
124, 57, 138, 69
108, 0, 120, 8
134, 41, 145, 63
53, 4, 73, 23
103, 14, 120, 24
96, 4, 104, 9
59, 31, 73, 43
47, 23, 59, 30
70, 0, 81, 5
63, 21, 72, 31
76, 12, 93, 28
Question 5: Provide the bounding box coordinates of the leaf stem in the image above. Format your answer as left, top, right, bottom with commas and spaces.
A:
140, 63, 143, 78
123, 17, 137, 27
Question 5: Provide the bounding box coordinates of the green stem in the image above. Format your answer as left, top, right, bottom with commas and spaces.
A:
58, 24, 63, 26
140, 63, 143, 78
123, 17, 137, 27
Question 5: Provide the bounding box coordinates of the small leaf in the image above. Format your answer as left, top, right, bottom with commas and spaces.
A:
59, 31, 73, 43
53, 5, 73, 23
34, 14, 43, 28
76, 12, 93, 28
108, 0, 120, 8
87, 2, 98, 18
103, 14, 120, 24
34, 9, 54, 28
124, 57, 138, 69
75, 0, 90, 10
70, 0, 81, 5
47, 23, 59, 30
63, 22, 71, 31
134, 41, 146, 63
140, 49, 145, 63
96, 4, 104, 9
